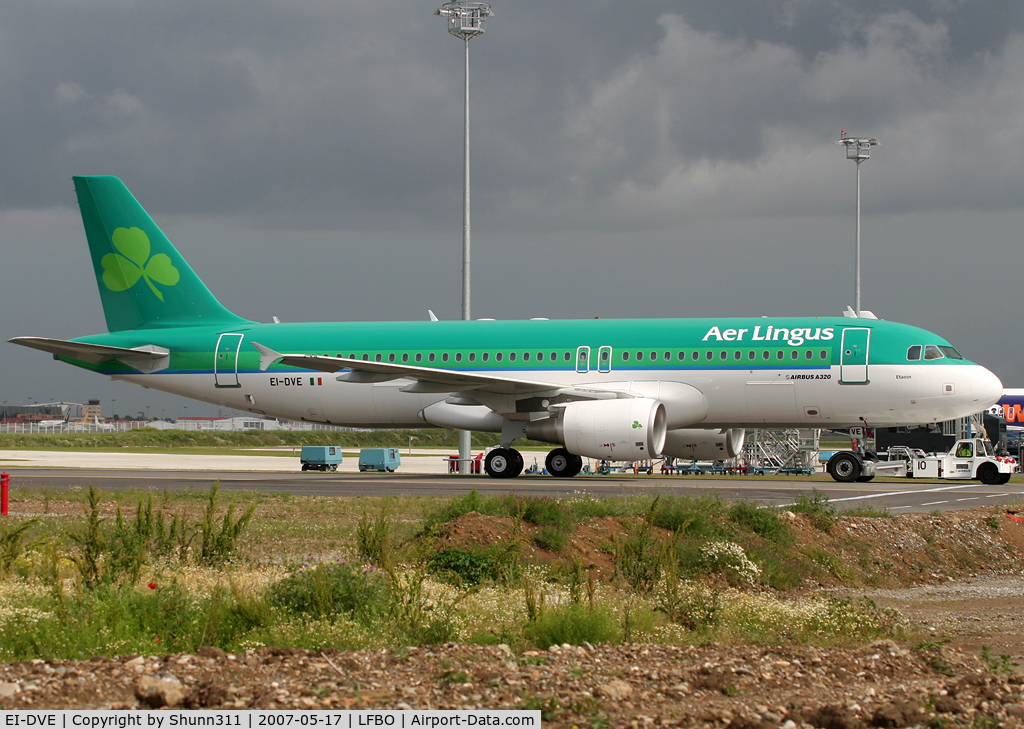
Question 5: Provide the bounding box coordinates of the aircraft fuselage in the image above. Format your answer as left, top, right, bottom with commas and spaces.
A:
64, 316, 1000, 431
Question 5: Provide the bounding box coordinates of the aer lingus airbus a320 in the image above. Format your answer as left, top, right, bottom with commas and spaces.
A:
10, 176, 1004, 481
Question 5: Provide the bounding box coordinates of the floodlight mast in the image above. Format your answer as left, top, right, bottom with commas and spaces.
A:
436, 1, 492, 473
835, 136, 878, 317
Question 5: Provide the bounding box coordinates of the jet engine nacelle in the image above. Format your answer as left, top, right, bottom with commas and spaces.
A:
605, 381, 709, 429
527, 398, 667, 461
662, 428, 746, 460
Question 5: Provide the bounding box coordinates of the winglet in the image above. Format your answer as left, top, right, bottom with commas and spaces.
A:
251, 342, 283, 371
428, 310, 439, 322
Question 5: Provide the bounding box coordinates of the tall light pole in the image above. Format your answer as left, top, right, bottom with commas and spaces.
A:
436, 0, 492, 473
835, 134, 878, 317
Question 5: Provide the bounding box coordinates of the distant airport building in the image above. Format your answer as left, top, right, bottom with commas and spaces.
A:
82, 399, 104, 424
0, 402, 346, 433
173, 416, 345, 432
0, 401, 83, 423
176, 416, 278, 431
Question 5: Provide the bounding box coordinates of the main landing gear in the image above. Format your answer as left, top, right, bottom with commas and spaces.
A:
545, 448, 583, 478
484, 447, 524, 478
483, 447, 584, 479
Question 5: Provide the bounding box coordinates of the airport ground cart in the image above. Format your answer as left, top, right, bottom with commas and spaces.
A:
300, 445, 343, 472
359, 448, 401, 472
827, 438, 1017, 484
447, 454, 484, 473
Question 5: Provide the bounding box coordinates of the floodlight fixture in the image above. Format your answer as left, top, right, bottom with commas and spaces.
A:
835, 135, 879, 317
436, 1, 492, 42
836, 136, 878, 160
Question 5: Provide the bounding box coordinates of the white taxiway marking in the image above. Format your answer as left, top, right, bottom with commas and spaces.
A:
922, 501, 949, 506
818, 481, 996, 506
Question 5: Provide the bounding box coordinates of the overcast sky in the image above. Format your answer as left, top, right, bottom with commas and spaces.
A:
1, 0, 1022, 419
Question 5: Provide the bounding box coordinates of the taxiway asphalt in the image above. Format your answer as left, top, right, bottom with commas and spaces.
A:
0, 451, 1020, 513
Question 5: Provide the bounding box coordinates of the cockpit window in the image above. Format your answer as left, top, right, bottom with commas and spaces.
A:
907, 345, 922, 361
939, 345, 963, 360
924, 345, 944, 360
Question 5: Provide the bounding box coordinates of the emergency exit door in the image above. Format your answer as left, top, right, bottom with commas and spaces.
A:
840, 328, 870, 384
215, 333, 244, 388
576, 346, 591, 374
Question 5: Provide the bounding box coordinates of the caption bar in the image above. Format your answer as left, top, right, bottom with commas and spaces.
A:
1, 712, 540, 728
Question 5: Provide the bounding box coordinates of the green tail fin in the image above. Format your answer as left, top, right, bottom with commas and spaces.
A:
73, 175, 252, 332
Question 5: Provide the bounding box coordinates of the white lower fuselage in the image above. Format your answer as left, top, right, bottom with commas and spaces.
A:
115, 361, 997, 432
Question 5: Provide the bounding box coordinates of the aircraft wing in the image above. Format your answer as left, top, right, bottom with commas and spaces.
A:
252, 342, 632, 412
9, 337, 171, 374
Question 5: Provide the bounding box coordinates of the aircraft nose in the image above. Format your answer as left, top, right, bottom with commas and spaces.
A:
972, 365, 1003, 410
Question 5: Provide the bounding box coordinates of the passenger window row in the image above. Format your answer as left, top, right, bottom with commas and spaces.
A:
327, 349, 830, 365
623, 350, 829, 362
337, 351, 576, 364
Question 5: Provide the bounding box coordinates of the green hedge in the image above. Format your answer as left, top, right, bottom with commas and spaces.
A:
0, 428, 548, 450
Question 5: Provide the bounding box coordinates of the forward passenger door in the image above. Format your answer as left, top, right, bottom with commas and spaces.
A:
840, 328, 870, 384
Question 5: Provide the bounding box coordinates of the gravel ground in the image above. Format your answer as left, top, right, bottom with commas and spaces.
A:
5, 499, 1024, 724
835, 573, 1024, 671
3, 639, 1024, 727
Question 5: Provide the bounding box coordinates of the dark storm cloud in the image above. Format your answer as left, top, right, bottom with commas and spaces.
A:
2, 0, 1022, 225
1, 0, 1022, 414
678, 0, 1024, 59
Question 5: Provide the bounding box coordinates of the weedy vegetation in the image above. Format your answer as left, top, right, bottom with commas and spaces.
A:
0, 487, 910, 660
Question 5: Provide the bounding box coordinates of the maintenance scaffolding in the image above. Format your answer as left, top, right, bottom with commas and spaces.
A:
744, 429, 821, 475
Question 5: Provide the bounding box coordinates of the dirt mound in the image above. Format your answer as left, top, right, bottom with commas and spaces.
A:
435, 511, 632, 574
797, 510, 1024, 586
434, 508, 1024, 588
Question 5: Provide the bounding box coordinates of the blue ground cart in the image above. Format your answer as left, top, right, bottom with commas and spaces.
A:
359, 448, 401, 472
300, 445, 343, 471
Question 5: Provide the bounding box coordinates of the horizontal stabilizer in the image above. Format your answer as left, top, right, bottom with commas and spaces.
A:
9, 337, 170, 373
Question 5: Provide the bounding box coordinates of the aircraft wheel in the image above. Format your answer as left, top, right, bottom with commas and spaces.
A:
510, 449, 524, 477
977, 462, 1000, 485
485, 448, 521, 479
546, 448, 583, 478
827, 452, 861, 483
